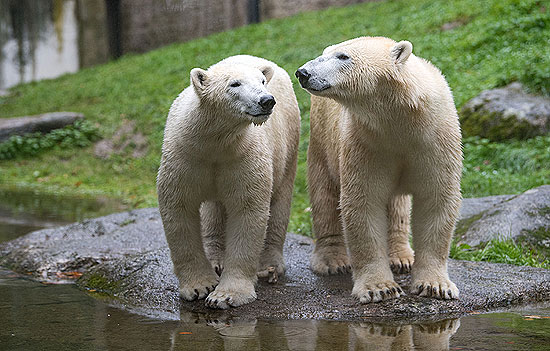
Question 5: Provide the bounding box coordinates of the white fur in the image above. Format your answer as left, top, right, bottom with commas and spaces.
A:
157, 55, 300, 309
298, 36, 462, 303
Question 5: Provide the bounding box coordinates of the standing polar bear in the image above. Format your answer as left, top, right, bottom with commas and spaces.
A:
157, 55, 300, 309
296, 37, 462, 303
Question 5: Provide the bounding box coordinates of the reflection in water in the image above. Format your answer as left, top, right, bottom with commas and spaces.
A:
2, 267, 549, 351
0, 189, 126, 243
1, 193, 550, 350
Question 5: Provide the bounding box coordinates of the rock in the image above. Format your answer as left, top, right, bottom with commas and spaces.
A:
2, 206, 550, 322
0, 112, 84, 142
77, 234, 550, 323
460, 82, 550, 141
0, 209, 165, 278
456, 185, 550, 250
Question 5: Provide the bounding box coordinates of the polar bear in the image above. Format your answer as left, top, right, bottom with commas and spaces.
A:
157, 55, 300, 309
296, 37, 462, 303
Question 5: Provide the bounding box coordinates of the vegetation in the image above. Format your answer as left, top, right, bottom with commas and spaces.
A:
450, 238, 550, 269
0, 120, 100, 160
1, 0, 549, 259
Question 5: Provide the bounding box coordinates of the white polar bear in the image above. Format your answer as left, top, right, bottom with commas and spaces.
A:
157, 55, 300, 309
296, 36, 462, 303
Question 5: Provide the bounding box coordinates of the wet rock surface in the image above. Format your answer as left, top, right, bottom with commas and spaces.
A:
0, 112, 84, 141
2, 206, 550, 322
457, 185, 550, 249
0, 209, 164, 279
460, 82, 550, 141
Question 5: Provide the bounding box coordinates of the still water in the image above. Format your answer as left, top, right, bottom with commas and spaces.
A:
1, 191, 550, 350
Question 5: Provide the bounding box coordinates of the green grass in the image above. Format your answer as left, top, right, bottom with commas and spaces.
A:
450, 238, 550, 269
1, 0, 550, 240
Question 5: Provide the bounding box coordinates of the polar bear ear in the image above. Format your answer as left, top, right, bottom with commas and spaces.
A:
390, 41, 413, 64
190, 68, 208, 96
260, 66, 274, 84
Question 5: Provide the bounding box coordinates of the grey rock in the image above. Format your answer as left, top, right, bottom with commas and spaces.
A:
0, 112, 84, 142
0, 208, 164, 278
459, 195, 514, 221
77, 233, 550, 323
2, 206, 550, 322
460, 82, 550, 140
457, 185, 550, 248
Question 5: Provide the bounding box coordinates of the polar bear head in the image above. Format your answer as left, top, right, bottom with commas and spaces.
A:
190, 63, 276, 125
296, 37, 414, 102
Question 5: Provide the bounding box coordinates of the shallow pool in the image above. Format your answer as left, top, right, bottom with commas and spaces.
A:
0, 191, 549, 350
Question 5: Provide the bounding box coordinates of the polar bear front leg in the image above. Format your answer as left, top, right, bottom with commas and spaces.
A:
409, 190, 460, 300
205, 205, 269, 309
340, 155, 405, 303
160, 204, 219, 301
387, 195, 414, 273
206, 167, 272, 309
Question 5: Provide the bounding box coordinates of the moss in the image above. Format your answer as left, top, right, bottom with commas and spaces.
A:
454, 212, 484, 238
80, 273, 120, 296
533, 206, 550, 217
519, 226, 550, 257
119, 218, 136, 227
460, 109, 541, 141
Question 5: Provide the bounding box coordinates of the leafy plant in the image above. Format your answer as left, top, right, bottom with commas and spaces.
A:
0, 120, 101, 160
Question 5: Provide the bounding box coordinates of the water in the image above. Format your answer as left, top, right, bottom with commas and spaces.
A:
1, 192, 550, 350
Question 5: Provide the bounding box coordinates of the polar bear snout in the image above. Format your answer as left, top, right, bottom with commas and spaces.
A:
259, 94, 276, 111
296, 63, 331, 93
295, 68, 311, 87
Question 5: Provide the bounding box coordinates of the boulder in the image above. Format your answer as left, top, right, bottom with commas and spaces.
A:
0, 112, 84, 142
2, 206, 550, 322
460, 82, 550, 141
456, 185, 550, 252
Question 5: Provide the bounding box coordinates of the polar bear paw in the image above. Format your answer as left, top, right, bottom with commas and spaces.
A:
205, 279, 257, 309
210, 259, 224, 276
257, 250, 285, 283
179, 275, 219, 301
352, 280, 405, 304
410, 278, 459, 299
389, 249, 414, 274
310, 244, 351, 275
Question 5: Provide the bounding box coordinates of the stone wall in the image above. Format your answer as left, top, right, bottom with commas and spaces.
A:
76, 0, 110, 67
260, 0, 374, 20
119, 0, 249, 54
118, 0, 378, 54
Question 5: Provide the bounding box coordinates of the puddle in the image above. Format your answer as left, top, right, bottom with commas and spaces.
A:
1, 192, 550, 350
1, 267, 549, 350
0, 188, 126, 243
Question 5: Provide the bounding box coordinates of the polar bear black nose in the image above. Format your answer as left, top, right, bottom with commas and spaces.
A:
259, 95, 276, 110
295, 68, 311, 86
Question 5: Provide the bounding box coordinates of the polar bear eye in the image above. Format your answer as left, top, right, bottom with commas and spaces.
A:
262, 79, 266, 85
230, 81, 241, 88
337, 53, 350, 61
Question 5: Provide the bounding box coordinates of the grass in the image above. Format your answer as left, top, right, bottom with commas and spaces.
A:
1, 0, 550, 243
450, 238, 550, 269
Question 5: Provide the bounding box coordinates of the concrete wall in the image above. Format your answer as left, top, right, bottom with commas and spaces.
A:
260, 0, 374, 20
117, 0, 378, 54
119, 0, 249, 54
76, 0, 110, 67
